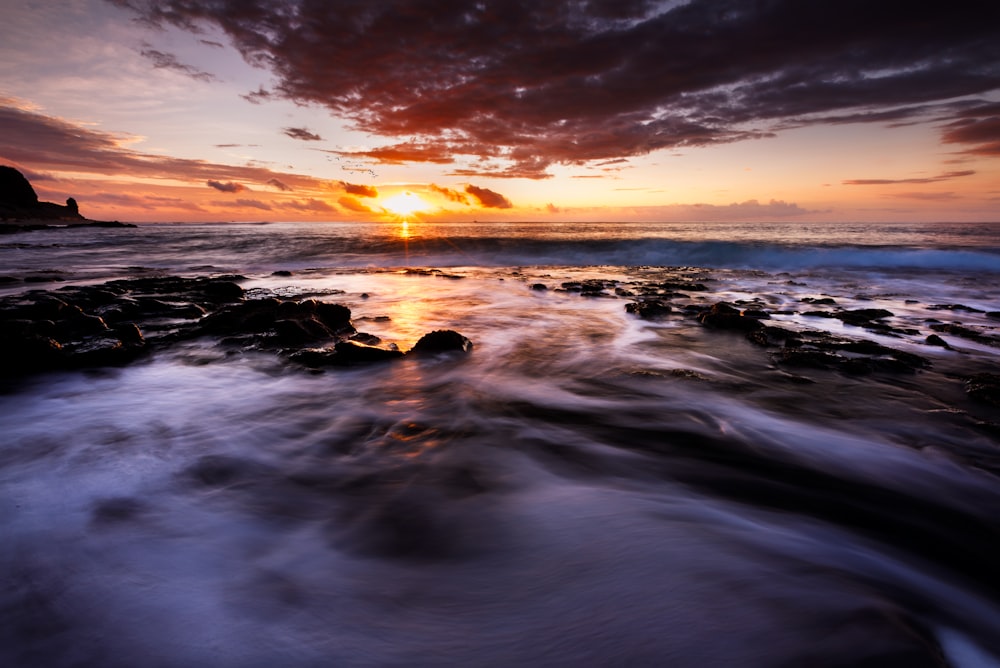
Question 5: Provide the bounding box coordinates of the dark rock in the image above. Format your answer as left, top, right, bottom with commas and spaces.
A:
333, 340, 405, 365
350, 332, 382, 346
290, 342, 404, 367
930, 323, 1000, 347
410, 330, 473, 355
625, 299, 673, 319
988, 312, 1000, 321
271, 270, 293, 277
801, 297, 837, 305
927, 304, 985, 313
746, 324, 797, 347
965, 373, 1000, 407
658, 281, 708, 292
1, 165, 85, 221
697, 302, 764, 333
834, 309, 894, 326
0, 165, 38, 207
530, 283, 548, 291
925, 334, 952, 349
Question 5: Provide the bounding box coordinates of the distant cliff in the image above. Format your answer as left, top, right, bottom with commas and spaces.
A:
0, 165, 86, 222
0, 166, 134, 231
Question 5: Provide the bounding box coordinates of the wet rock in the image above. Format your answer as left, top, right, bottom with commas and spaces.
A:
746, 324, 798, 347
930, 322, 1000, 347
801, 297, 837, 305
271, 270, 293, 277
350, 332, 382, 346
625, 299, 673, 319
965, 373, 1000, 407
925, 334, 952, 349
410, 330, 473, 355
530, 283, 548, 291
928, 304, 985, 313
697, 302, 765, 333
333, 340, 405, 365
834, 308, 894, 327
657, 280, 708, 292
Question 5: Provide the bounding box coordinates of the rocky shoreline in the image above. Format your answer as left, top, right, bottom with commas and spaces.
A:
3, 268, 998, 416
0, 274, 472, 382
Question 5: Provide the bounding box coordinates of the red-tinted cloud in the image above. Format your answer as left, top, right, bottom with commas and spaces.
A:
338, 196, 374, 213
843, 170, 975, 185
283, 127, 323, 141
941, 104, 1000, 156
465, 185, 512, 209
207, 179, 245, 193
0, 100, 328, 190
268, 178, 292, 191
430, 184, 469, 205
340, 181, 378, 197
114, 1, 1000, 177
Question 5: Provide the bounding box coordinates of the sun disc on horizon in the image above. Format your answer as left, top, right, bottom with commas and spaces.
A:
381, 191, 428, 218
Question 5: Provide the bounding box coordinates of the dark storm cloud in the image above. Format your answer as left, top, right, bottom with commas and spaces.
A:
339, 181, 378, 197
465, 185, 512, 209
206, 179, 245, 193
103, 1, 1000, 177
140, 48, 217, 82
843, 170, 976, 185
283, 127, 323, 142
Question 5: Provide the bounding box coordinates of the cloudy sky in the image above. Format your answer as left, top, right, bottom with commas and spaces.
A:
1, 0, 998, 222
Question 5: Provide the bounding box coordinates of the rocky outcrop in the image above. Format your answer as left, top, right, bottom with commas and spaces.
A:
0, 275, 472, 380
0, 165, 136, 231
1, 166, 84, 222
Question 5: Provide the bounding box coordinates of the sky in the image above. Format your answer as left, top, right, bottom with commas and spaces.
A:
1, 0, 999, 223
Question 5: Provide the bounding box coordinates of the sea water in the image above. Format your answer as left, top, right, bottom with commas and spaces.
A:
2, 221, 1000, 666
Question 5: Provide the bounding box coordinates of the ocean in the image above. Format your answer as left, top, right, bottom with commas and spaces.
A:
2, 220, 1000, 667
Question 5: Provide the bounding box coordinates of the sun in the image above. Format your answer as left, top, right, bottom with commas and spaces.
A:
381, 191, 428, 218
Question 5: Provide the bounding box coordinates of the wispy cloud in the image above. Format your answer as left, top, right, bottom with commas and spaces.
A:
0, 100, 329, 191
339, 181, 378, 197
283, 127, 323, 142
206, 179, 244, 193
140, 48, 217, 82
843, 170, 975, 185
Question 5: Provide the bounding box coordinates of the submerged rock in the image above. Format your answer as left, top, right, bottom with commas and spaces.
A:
965, 373, 1000, 407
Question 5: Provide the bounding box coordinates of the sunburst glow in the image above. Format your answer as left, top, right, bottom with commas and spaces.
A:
381, 191, 428, 218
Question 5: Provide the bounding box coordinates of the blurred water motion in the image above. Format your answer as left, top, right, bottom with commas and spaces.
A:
1, 222, 1000, 666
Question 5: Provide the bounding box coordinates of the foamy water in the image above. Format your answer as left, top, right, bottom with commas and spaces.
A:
2, 222, 1000, 666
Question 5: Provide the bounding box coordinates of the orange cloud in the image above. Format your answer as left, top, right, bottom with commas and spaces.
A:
465, 185, 512, 209
338, 196, 375, 213
340, 181, 378, 197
